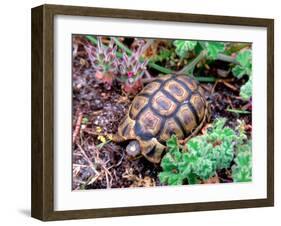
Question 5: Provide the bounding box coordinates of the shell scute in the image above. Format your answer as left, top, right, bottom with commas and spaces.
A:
176, 104, 197, 134
159, 118, 184, 143
129, 95, 149, 120
135, 108, 162, 139
176, 75, 198, 92
151, 91, 177, 116
190, 94, 206, 120
163, 80, 189, 102
140, 81, 161, 95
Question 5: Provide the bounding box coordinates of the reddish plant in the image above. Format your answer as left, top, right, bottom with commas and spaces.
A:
85, 37, 118, 86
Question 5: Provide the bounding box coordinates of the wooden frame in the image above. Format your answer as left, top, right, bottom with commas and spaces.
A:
31, 4, 274, 221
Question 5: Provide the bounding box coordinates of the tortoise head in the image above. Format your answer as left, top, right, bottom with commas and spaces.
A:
126, 140, 141, 157
126, 138, 166, 163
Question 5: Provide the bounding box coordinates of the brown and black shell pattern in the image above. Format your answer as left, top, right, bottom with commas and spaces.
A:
117, 74, 208, 162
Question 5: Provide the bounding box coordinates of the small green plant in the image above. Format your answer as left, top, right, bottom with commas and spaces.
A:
239, 77, 252, 100
232, 141, 252, 182
232, 49, 252, 100
232, 50, 252, 78
173, 40, 226, 76
173, 40, 225, 60
173, 40, 252, 101
173, 40, 197, 59
232, 120, 252, 182
150, 48, 172, 63
159, 118, 251, 185
200, 41, 226, 60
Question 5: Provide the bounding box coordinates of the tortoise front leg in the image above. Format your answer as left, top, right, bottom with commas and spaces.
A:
141, 138, 166, 164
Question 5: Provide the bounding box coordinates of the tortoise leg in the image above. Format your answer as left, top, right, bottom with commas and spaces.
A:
180, 101, 210, 144
142, 138, 166, 164
110, 133, 126, 143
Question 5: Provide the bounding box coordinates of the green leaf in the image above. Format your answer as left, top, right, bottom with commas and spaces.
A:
158, 172, 173, 184
178, 164, 192, 178
232, 50, 252, 79
168, 173, 184, 185
194, 158, 214, 180
150, 49, 171, 62
236, 50, 252, 68
186, 138, 200, 153
159, 172, 183, 185
231, 50, 252, 99
166, 135, 179, 153
240, 78, 252, 100
82, 117, 89, 124
232, 65, 246, 79
217, 142, 234, 169
194, 42, 204, 55
179, 153, 195, 176
232, 140, 252, 182
213, 118, 227, 130
236, 153, 251, 166
182, 152, 197, 164
237, 140, 252, 153
160, 154, 178, 171
222, 127, 236, 138
205, 42, 225, 59
158, 171, 169, 183
232, 166, 252, 182
186, 172, 198, 184
173, 40, 197, 58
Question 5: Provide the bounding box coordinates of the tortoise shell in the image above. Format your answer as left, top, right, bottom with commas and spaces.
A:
116, 74, 208, 163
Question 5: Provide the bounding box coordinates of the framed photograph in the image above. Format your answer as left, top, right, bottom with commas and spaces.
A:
31, 4, 274, 221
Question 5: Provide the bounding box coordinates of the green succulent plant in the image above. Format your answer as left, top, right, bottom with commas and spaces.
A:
159, 118, 251, 186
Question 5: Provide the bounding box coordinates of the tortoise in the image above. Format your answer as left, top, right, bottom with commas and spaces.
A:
112, 74, 209, 163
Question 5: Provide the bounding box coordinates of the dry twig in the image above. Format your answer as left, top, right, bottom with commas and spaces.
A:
73, 109, 83, 144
